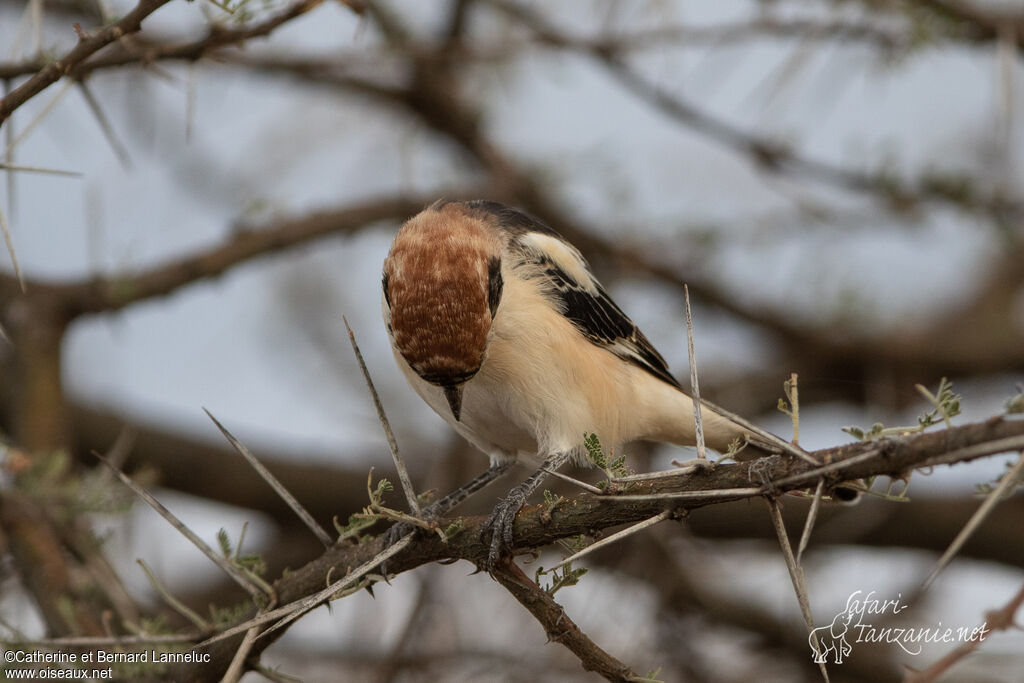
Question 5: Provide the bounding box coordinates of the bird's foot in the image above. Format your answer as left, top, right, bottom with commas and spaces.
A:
381, 519, 416, 548
480, 484, 530, 572
379, 508, 439, 576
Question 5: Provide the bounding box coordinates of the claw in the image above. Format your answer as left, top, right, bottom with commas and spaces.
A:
380, 511, 435, 576
378, 521, 414, 577
480, 485, 530, 571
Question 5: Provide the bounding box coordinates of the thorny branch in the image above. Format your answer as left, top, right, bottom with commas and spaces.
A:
80, 415, 1024, 681
0, 193, 436, 317
3, 1, 1024, 680
0, 0, 176, 124
489, 0, 1023, 225
490, 559, 637, 681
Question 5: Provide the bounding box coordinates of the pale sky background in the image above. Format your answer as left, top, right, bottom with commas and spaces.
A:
2, 0, 1023, 676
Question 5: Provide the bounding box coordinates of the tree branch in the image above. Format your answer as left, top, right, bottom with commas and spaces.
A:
490, 559, 637, 681
489, 0, 1023, 225
0, 0, 175, 124
162, 416, 1024, 680
0, 194, 433, 318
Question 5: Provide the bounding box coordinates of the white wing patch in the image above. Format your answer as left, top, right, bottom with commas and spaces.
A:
518, 232, 599, 295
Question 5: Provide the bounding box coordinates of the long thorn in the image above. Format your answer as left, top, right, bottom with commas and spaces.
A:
549, 510, 671, 572
95, 452, 264, 599
602, 487, 762, 501
767, 498, 829, 683
921, 450, 1024, 591
344, 316, 421, 518
204, 409, 333, 548
2, 81, 73, 157
541, 467, 604, 494
613, 465, 702, 482
77, 80, 132, 168
197, 534, 414, 650
3, 79, 13, 221
796, 478, 824, 564
684, 285, 706, 461
703, 398, 820, 465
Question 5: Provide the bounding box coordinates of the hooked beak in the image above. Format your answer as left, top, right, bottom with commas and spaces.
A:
443, 384, 464, 421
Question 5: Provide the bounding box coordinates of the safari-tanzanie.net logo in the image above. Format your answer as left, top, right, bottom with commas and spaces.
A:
809, 590, 990, 664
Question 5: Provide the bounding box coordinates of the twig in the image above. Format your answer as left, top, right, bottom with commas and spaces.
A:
344, 317, 421, 518
491, 0, 1023, 222
0, 0, 333, 83
136, 559, 210, 631
921, 449, 1024, 590
490, 560, 638, 681
683, 284, 706, 461
197, 534, 414, 650
94, 452, 266, 600
36, 193, 433, 318
222, 623, 261, 683
548, 510, 672, 572
159, 417, 1024, 678
0, 0, 177, 123
782, 373, 800, 445
0, 205, 24, 292
0, 162, 81, 177
903, 582, 1024, 683
766, 498, 829, 683
204, 408, 333, 548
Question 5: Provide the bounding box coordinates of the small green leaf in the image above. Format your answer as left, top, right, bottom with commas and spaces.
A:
443, 520, 463, 539
217, 529, 232, 557
584, 433, 606, 469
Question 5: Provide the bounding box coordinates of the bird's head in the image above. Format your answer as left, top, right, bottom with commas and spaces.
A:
382, 201, 504, 421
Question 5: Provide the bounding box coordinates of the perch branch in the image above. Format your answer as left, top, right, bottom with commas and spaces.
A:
168, 416, 1024, 680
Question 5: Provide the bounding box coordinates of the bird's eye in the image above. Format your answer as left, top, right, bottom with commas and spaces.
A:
382, 272, 391, 308
487, 257, 503, 317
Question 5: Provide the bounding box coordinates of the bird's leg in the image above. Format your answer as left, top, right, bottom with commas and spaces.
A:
481, 451, 573, 571
382, 462, 514, 550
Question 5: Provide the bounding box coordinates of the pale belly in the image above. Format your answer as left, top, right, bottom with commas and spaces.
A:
410, 370, 539, 465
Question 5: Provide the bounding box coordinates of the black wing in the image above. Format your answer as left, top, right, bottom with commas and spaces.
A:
530, 252, 684, 390
462, 200, 684, 390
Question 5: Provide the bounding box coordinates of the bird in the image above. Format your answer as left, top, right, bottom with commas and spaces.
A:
382, 199, 780, 569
